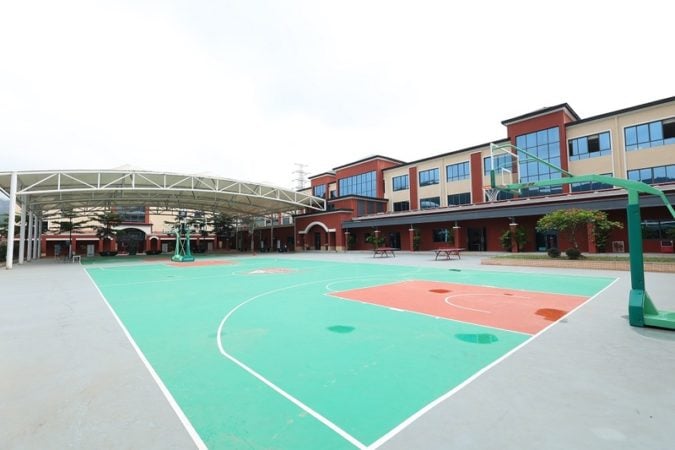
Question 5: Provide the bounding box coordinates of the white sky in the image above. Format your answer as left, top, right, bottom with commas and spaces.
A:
1, 0, 672, 189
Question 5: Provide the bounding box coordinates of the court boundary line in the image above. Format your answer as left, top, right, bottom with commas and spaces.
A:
90, 260, 617, 449
366, 277, 620, 449
216, 279, 369, 450
84, 270, 208, 450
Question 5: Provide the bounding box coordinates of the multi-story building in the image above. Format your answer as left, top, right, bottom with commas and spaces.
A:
295, 96, 675, 254
16, 96, 673, 258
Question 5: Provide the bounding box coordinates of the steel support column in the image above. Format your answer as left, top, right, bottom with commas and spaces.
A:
5, 173, 17, 269
27, 212, 34, 262
18, 198, 26, 264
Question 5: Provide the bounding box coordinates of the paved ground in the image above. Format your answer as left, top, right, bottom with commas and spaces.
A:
1, 252, 674, 449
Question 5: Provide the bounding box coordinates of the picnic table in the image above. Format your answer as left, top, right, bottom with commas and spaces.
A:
373, 247, 397, 257
434, 248, 464, 260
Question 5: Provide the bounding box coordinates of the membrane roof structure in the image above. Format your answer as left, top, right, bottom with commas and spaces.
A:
0, 169, 325, 217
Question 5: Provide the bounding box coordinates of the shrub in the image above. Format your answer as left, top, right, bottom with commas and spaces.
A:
499, 230, 512, 251
565, 247, 582, 260
547, 248, 561, 258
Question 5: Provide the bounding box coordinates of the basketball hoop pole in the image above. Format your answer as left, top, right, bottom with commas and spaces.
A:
487, 143, 675, 330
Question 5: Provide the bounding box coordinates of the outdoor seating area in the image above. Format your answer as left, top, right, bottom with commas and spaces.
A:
434, 247, 464, 260
373, 247, 397, 257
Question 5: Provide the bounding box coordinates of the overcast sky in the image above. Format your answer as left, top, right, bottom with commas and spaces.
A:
1, 0, 672, 189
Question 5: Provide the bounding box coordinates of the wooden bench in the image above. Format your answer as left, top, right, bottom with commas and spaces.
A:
434, 248, 464, 260
373, 247, 397, 258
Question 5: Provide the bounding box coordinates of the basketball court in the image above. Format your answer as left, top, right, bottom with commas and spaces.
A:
85, 256, 609, 449
2, 252, 674, 450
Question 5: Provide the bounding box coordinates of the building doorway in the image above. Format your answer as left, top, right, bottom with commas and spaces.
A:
536, 231, 558, 251
117, 228, 146, 254
388, 232, 401, 249
467, 227, 486, 251
314, 232, 322, 250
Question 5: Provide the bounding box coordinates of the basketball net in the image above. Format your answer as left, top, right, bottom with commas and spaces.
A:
484, 186, 500, 202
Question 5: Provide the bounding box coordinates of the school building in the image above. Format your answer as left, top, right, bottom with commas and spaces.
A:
291, 96, 675, 254
7, 96, 674, 259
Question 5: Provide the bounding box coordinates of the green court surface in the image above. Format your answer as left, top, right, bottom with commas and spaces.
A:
86, 258, 614, 449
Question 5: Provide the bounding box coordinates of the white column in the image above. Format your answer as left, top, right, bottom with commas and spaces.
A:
18, 199, 26, 264
27, 212, 34, 262
33, 215, 40, 260
36, 218, 42, 259
5, 172, 17, 269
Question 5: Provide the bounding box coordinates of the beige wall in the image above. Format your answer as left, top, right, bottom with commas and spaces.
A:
383, 167, 411, 207
383, 148, 483, 210
566, 101, 675, 179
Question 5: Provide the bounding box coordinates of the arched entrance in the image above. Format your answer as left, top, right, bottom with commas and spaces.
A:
298, 221, 336, 251
117, 228, 146, 255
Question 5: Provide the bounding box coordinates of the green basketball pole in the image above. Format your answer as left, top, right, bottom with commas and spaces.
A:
490, 143, 675, 330
171, 227, 195, 263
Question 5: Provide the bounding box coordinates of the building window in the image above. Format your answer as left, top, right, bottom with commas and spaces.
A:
420, 196, 440, 209
117, 206, 145, 223
433, 228, 451, 243
483, 154, 515, 176
339, 171, 376, 197
569, 132, 611, 160
393, 201, 410, 212
571, 173, 614, 192
641, 219, 675, 240
446, 161, 470, 181
357, 200, 385, 216
392, 174, 409, 191
330, 190, 337, 198
515, 127, 563, 197
313, 184, 326, 198
419, 168, 439, 186
625, 118, 675, 151
447, 192, 471, 206
627, 164, 675, 184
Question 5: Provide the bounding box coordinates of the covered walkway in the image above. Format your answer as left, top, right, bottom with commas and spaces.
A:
1, 169, 325, 268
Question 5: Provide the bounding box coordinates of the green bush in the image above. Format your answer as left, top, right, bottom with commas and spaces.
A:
547, 248, 561, 258
565, 247, 582, 260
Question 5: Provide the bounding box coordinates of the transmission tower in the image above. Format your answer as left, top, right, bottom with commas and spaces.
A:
292, 163, 309, 191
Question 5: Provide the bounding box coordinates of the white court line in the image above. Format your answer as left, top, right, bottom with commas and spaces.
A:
217, 279, 368, 450
443, 293, 532, 314
84, 270, 208, 450
366, 277, 620, 449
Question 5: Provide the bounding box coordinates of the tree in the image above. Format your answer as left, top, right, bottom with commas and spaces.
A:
92, 211, 123, 239
0, 213, 20, 239
536, 208, 622, 251
592, 211, 623, 252
212, 213, 235, 239
49, 209, 89, 258
412, 229, 421, 251
499, 227, 527, 251
365, 230, 385, 249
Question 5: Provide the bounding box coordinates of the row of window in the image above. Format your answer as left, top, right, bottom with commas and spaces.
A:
625, 119, 675, 151
390, 164, 671, 212
332, 118, 674, 201
393, 192, 472, 211
390, 118, 673, 193
627, 164, 675, 184
352, 222, 672, 246
338, 171, 376, 197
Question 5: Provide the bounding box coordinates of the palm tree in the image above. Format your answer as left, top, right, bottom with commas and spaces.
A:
50, 209, 88, 258
91, 211, 123, 254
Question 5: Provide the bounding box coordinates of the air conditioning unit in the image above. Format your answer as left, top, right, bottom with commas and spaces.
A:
612, 241, 625, 253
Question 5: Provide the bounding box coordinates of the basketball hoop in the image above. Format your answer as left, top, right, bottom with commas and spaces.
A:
484, 185, 500, 202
